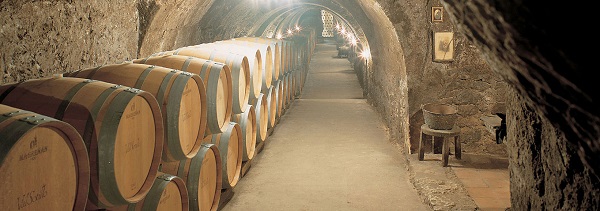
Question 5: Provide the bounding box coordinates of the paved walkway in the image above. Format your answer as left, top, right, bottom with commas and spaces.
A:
221, 41, 430, 210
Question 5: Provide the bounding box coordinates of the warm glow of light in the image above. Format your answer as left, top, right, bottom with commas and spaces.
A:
276, 33, 283, 39
336, 24, 340, 30
287, 29, 293, 35
295, 26, 301, 31
351, 38, 357, 46
360, 48, 371, 59
340, 28, 346, 34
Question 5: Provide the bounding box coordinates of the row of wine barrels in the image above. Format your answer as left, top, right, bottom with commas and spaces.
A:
231, 104, 257, 161
0, 104, 90, 211
161, 144, 222, 211
234, 37, 281, 83
216, 39, 274, 92
192, 42, 263, 100
132, 55, 233, 135
109, 172, 189, 211
0, 77, 164, 208
251, 93, 269, 143
154, 47, 250, 114
65, 63, 207, 162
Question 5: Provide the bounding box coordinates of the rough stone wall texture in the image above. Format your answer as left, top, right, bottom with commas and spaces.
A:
0, 1, 138, 84
441, 0, 599, 209
372, 0, 507, 155
507, 89, 598, 209
0, 0, 215, 84
137, 0, 214, 57
194, 0, 266, 44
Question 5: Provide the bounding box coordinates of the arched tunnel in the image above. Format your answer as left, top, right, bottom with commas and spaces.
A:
0, 0, 598, 210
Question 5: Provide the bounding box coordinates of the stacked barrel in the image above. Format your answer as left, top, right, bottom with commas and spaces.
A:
0, 31, 316, 211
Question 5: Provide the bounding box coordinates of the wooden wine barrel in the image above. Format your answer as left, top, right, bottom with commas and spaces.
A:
132, 55, 233, 135
0, 77, 164, 208
283, 73, 291, 109
265, 85, 277, 129
274, 79, 284, 120
0, 104, 90, 211
110, 172, 189, 211
234, 37, 281, 82
250, 93, 268, 143
281, 40, 292, 74
231, 104, 256, 161
218, 39, 274, 92
158, 47, 250, 114
161, 144, 222, 211
210, 122, 242, 189
288, 73, 294, 106
194, 42, 263, 101
65, 63, 207, 162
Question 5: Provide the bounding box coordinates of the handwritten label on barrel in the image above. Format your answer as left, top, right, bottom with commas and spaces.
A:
17, 184, 47, 210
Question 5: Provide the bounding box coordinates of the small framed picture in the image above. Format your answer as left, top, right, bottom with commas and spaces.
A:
432, 7, 443, 22
433, 32, 454, 62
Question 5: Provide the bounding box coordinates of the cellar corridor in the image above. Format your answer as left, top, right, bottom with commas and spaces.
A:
221, 40, 429, 210
1, 1, 597, 210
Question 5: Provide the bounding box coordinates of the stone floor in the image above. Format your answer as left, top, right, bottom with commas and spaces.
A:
451, 154, 511, 210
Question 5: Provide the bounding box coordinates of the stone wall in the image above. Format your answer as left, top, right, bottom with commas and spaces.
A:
371, 0, 507, 155
507, 90, 598, 209
0, 1, 138, 84
441, 0, 599, 209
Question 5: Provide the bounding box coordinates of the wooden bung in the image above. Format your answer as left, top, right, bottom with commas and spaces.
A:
0, 77, 164, 208
0, 104, 90, 211
132, 55, 233, 135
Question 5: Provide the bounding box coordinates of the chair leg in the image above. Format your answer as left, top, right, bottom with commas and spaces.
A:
418, 133, 425, 161
442, 138, 449, 167
455, 136, 461, 160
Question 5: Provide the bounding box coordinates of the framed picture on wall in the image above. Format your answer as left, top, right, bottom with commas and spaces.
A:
433, 32, 454, 62
432, 7, 443, 22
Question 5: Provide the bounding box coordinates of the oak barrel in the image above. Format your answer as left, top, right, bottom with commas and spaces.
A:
0, 104, 90, 211
231, 104, 257, 161
158, 47, 250, 114
210, 122, 242, 189
110, 172, 189, 211
274, 79, 284, 120
250, 93, 268, 143
265, 85, 277, 129
217, 39, 274, 92
0, 77, 164, 208
161, 144, 222, 211
234, 37, 281, 82
65, 63, 207, 162
193, 42, 263, 100
132, 55, 233, 135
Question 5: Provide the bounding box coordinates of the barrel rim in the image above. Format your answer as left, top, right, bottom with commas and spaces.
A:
0, 109, 91, 211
